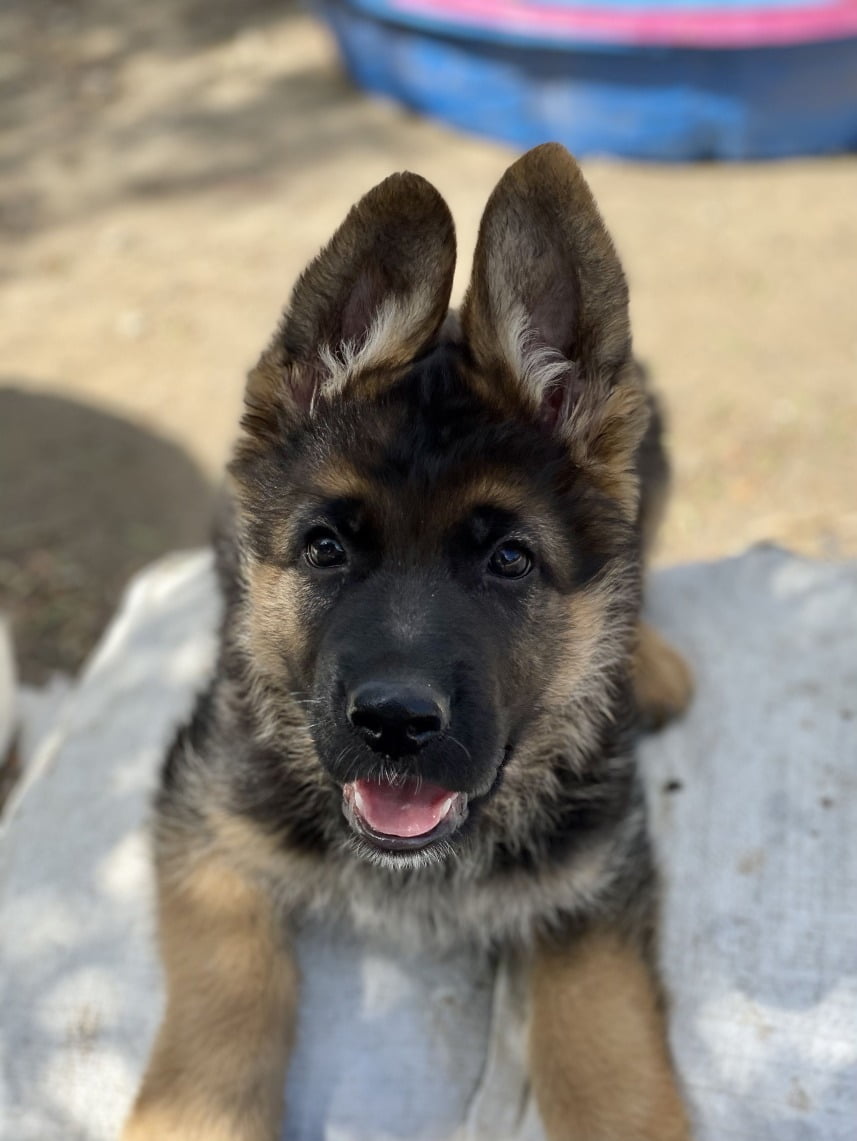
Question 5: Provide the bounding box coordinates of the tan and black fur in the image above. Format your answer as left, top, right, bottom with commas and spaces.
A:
124, 144, 693, 1141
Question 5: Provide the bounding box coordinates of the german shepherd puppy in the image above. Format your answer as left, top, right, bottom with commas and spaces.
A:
124, 144, 693, 1141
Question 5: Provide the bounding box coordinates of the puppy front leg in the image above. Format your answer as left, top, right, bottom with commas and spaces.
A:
529, 929, 690, 1141
123, 848, 297, 1141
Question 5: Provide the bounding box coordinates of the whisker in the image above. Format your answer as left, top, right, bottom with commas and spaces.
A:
446, 734, 472, 765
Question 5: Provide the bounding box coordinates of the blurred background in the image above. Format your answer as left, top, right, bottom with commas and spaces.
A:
2, 0, 856, 692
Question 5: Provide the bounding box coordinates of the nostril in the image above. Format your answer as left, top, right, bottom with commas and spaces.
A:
406, 713, 443, 742
350, 708, 384, 741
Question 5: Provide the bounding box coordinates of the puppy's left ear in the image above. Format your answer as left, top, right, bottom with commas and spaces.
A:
461, 144, 647, 513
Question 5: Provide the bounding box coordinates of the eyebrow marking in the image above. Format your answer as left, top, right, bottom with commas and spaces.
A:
311, 461, 373, 501
451, 474, 531, 517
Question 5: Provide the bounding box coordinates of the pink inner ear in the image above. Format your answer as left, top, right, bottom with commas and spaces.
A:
541, 383, 567, 431
340, 264, 387, 347
287, 366, 322, 413
529, 270, 580, 361
538, 359, 584, 433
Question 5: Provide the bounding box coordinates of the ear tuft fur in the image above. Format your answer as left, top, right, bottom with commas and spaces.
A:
499, 310, 582, 429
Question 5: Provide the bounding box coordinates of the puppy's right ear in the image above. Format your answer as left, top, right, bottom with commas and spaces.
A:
242, 173, 456, 443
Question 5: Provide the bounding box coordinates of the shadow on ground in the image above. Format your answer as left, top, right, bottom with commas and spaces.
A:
0, 386, 214, 682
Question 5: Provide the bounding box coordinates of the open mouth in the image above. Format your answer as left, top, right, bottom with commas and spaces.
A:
342, 777, 468, 852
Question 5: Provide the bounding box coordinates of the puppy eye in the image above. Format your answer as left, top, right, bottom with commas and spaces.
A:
305, 529, 347, 569
488, 542, 533, 580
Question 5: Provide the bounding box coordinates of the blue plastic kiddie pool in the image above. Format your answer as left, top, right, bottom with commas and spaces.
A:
316, 0, 857, 158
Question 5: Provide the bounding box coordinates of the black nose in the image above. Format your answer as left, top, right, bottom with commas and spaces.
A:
347, 681, 448, 755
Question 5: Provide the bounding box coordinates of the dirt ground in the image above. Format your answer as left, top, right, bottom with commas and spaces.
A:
2, 0, 857, 681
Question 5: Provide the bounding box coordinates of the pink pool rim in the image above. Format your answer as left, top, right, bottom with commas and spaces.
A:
392, 0, 857, 47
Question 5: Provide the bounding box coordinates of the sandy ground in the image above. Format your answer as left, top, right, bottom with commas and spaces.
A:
2, 0, 857, 680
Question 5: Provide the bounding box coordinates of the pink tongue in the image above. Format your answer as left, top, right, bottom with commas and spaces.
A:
351, 778, 456, 838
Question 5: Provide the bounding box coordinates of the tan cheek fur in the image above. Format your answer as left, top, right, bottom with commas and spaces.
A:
246, 562, 306, 677
543, 585, 612, 707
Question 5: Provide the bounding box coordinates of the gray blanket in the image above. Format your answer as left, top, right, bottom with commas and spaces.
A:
2, 546, 855, 1140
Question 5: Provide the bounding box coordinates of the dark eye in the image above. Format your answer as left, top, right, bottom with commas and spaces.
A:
488, 542, 533, 580
305, 529, 347, 569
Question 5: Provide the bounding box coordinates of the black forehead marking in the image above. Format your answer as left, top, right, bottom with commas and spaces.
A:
465, 505, 520, 548
385, 345, 487, 474
316, 497, 366, 538
363, 343, 568, 490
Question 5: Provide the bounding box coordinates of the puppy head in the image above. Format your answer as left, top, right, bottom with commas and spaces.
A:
229, 146, 647, 866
